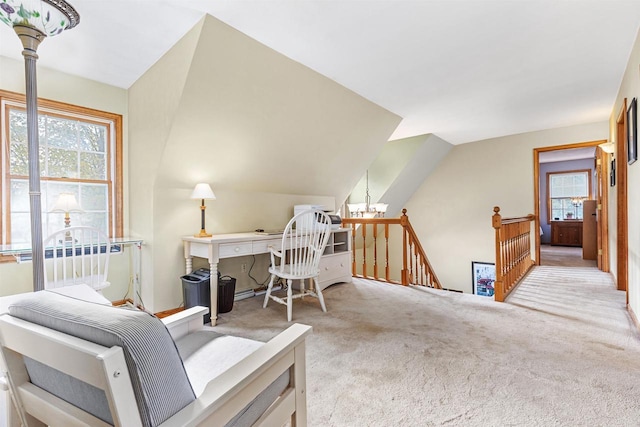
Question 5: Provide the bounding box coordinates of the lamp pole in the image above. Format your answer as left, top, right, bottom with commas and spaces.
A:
1, 0, 80, 292
15, 24, 46, 291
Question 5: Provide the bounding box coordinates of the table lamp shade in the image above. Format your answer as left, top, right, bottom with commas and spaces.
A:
0, 0, 80, 36
191, 183, 216, 200
51, 193, 83, 213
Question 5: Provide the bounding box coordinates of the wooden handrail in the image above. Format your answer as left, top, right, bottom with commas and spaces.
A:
492, 206, 535, 302
342, 209, 442, 289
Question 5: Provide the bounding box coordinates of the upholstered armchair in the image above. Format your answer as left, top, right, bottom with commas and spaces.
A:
0, 290, 311, 426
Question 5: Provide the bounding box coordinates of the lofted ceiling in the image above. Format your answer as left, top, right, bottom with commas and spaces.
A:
1, 1, 639, 145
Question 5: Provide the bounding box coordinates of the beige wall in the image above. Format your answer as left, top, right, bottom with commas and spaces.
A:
128, 15, 401, 311
610, 27, 640, 319
350, 134, 453, 281
0, 56, 130, 301
349, 134, 453, 218
403, 122, 607, 293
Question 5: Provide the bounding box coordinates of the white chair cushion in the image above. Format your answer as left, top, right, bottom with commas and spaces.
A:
174, 328, 263, 396
174, 327, 291, 427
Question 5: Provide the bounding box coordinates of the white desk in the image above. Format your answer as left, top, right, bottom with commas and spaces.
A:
182, 228, 352, 325
0, 237, 144, 307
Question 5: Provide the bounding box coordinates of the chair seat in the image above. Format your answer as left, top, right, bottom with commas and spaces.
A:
268, 264, 320, 281
174, 327, 292, 427
175, 328, 263, 396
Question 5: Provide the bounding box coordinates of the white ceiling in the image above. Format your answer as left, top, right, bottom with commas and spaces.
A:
1, 1, 639, 145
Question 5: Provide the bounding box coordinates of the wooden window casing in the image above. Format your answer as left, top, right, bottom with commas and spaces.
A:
0, 90, 123, 262
546, 169, 592, 223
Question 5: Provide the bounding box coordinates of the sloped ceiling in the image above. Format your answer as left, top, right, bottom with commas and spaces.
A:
2, 1, 639, 144
147, 15, 400, 203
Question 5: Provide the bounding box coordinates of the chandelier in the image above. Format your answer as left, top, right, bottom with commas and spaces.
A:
347, 170, 388, 218
570, 197, 585, 207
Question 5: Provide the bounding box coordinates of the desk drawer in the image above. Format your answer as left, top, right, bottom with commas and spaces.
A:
319, 253, 350, 283
253, 239, 282, 254
219, 242, 252, 258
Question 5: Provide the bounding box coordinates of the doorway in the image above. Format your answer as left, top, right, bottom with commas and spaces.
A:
533, 140, 609, 270
616, 100, 629, 295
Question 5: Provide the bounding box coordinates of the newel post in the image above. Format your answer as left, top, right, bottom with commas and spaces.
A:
401, 209, 409, 285
492, 206, 505, 302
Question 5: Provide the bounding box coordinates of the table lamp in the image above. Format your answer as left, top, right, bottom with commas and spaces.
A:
191, 183, 216, 237
51, 192, 83, 240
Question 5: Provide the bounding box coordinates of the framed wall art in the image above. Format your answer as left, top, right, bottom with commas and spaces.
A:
610, 158, 616, 187
471, 261, 495, 297
628, 97, 637, 165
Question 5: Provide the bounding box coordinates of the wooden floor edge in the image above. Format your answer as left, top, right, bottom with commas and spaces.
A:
628, 304, 640, 334
111, 298, 133, 306
111, 298, 183, 319
154, 307, 184, 318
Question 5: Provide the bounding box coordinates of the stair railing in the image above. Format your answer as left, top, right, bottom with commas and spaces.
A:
341, 209, 442, 289
491, 206, 536, 302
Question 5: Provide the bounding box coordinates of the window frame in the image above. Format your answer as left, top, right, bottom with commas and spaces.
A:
546, 169, 591, 224
0, 90, 123, 262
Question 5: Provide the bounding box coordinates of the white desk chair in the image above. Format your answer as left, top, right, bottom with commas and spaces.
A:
43, 226, 111, 292
263, 209, 332, 321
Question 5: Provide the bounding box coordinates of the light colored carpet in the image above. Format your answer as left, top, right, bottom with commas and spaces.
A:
540, 244, 597, 268
213, 268, 640, 426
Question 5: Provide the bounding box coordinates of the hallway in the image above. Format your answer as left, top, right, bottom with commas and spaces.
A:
507, 265, 632, 340
540, 244, 597, 268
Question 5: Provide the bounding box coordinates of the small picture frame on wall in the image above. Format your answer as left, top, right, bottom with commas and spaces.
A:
610, 158, 616, 187
627, 97, 637, 165
471, 261, 495, 297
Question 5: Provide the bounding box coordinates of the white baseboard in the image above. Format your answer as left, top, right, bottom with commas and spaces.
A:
234, 290, 255, 301
254, 285, 282, 296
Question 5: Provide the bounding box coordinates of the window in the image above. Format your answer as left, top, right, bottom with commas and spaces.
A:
547, 170, 591, 222
1, 90, 123, 249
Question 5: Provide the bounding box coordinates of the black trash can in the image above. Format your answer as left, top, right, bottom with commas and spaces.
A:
181, 268, 211, 323
218, 273, 236, 314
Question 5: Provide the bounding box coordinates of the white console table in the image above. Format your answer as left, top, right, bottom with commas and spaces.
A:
182, 228, 352, 325
0, 237, 144, 307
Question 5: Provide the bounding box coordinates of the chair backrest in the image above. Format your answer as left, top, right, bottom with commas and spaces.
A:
1, 291, 196, 426
43, 226, 111, 291
279, 209, 332, 277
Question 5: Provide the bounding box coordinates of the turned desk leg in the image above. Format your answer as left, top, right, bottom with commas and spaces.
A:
209, 262, 218, 326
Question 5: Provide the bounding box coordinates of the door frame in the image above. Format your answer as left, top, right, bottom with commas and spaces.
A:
533, 139, 609, 268
616, 99, 628, 296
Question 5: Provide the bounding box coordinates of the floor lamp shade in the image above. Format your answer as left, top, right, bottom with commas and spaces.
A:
191, 183, 216, 238
1, 0, 80, 292
0, 0, 80, 36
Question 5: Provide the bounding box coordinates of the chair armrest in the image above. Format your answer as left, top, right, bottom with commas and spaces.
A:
160, 323, 312, 427
162, 306, 209, 340
269, 247, 282, 269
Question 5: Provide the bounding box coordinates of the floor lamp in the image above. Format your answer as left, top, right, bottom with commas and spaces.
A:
0, 0, 80, 291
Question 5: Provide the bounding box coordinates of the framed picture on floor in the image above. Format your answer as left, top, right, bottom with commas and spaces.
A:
472, 261, 495, 297
628, 97, 637, 165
